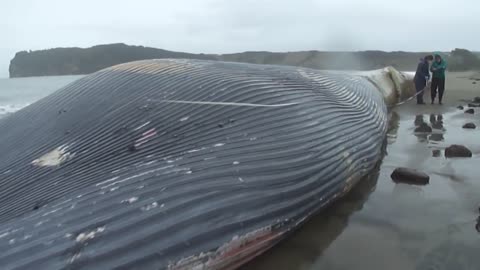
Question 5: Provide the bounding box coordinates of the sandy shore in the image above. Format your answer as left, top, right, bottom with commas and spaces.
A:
241, 72, 480, 270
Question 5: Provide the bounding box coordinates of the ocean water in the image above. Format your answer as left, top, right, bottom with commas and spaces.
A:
1, 75, 479, 269
0, 75, 83, 118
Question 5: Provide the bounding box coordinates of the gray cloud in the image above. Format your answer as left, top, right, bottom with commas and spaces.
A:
1, 0, 479, 77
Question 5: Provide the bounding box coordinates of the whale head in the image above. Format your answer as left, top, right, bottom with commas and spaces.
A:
353, 66, 415, 107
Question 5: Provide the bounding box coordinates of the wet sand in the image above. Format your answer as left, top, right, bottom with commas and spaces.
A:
241, 72, 480, 270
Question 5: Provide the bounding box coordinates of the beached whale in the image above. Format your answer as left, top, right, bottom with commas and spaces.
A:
0, 59, 413, 269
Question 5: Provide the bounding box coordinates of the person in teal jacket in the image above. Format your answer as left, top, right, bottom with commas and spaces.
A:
430, 52, 447, 104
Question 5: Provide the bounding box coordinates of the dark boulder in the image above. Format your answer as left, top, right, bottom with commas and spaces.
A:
414, 123, 432, 133
457, 105, 464, 110
445, 145, 473, 158
463, 123, 476, 129
474, 97, 480, 103
391, 167, 430, 185
468, 103, 480, 108
465, 108, 475, 114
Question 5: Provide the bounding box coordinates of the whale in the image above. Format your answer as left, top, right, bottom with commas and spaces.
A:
0, 59, 413, 269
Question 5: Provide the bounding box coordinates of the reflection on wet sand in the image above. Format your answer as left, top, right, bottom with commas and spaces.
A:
386, 111, 400, 145
415, 239, 480, 270
429, 133, 444, 142
429, 114, 444, 130
240, 163, 383, 270
429, 114, 445, 142
415, 114, 425, 127
414, 115, 430, 141
413, 114, 446, 143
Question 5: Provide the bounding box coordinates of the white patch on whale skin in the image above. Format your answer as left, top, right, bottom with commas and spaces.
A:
31, 144, 75, 167
141, 202, 158, 211
122, 197, 138, 204
134, 128, 157, 148
68, 252, 81, 264
75, 226, 105, 243
98, 165, 174, 189
96, 176, 120, 187
42, 208, 61, 217
35, 220, 48, 227
133, 121, 151, 131
187, 147, 206, 153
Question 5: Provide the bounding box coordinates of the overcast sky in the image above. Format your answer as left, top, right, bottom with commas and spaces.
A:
1, 0, 478, 77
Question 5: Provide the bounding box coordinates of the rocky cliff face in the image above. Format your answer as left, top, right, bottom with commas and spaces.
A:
8, 44, 480, 78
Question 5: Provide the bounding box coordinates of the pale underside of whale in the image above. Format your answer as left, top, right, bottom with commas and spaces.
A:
0, 59, 413, 270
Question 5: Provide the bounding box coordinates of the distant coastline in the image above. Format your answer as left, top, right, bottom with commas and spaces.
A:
8, 43, 480, 78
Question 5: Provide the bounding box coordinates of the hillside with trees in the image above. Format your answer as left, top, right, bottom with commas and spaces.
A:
8, 44, 480, 78
9, 43, 215, 77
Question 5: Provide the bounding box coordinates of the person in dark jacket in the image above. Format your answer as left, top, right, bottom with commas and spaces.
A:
413, 55, 433, 104
430, 52, 447, 104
